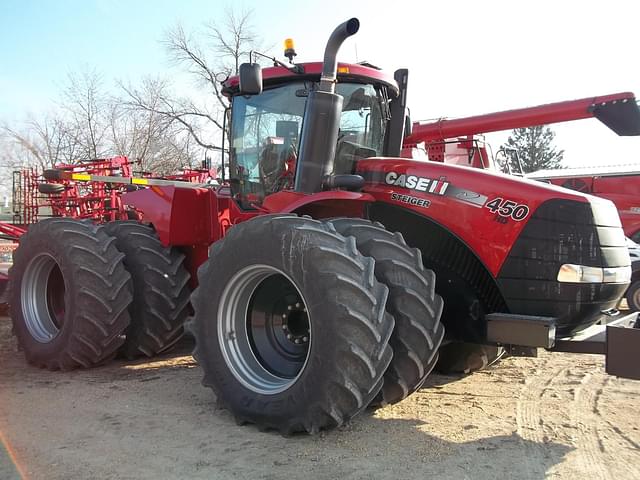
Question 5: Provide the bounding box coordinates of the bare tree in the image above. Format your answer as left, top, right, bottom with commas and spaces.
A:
111, 78, 204, 173
2, 71, 200, 180
0, 131, 28, 198
2, 113, 80, 169
0, 14, 252, 183
163, 24, 229, 111
109, 81, 164, 168
121, 77, 222, 152
1, 69, 108, 171
208, 9, 259, 80
61, 69, 108, 160
123, 9, 263, 158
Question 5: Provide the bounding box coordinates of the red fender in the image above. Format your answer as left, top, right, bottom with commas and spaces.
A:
262, 190, 375, 219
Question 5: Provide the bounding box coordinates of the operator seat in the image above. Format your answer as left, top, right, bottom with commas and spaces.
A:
259, 142, 285, 194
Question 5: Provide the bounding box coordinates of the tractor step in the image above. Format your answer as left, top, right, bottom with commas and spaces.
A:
486, 313, 556, 349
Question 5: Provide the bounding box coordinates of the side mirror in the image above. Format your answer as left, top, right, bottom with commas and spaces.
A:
239, 63, 262, 95
404, 110, 412, 137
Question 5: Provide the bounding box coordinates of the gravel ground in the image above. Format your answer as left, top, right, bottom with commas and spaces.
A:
0, 315, 639, 480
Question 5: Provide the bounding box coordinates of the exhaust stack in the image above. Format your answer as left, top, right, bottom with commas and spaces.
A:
294, 18, 360, 194
319, 18, 360, 93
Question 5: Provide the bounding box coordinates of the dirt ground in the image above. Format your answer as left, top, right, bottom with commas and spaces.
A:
0, 315, 638, 480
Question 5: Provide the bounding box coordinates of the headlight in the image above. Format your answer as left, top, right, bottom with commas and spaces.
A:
557, 264, 631, 283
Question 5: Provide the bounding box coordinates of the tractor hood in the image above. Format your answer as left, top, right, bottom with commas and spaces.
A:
357, 158, 623, 276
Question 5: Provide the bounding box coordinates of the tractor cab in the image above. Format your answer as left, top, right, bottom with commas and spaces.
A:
223, 62, 403, 208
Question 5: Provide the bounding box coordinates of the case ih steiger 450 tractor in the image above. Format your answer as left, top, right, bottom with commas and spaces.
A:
7, 18, 640, 434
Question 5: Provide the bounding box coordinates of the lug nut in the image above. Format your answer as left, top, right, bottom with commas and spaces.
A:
302, 336, 308, 342
294, 338, 301, 344
281, 324, 287, 330
282, 313, 287, 319
295, 303, 301, 308
287, 305, 293, 311
287, 334, 292, 340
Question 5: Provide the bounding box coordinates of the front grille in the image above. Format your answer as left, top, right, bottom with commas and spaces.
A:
497, 198, 630, 336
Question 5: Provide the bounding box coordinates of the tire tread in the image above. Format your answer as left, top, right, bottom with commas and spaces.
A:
9, 219, 132, 370
327, 217, 445, 406
103, 221, 191, 359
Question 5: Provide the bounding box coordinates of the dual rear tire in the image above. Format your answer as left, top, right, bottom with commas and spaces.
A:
191, 216, 444, 433
104, 222, 191, 359
9, 218, 190, 370
327, 219, 444, 406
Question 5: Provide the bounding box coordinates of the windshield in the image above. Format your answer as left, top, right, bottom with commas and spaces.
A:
229, 81, 388, 207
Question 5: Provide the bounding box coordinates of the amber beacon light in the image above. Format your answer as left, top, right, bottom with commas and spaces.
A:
284, 38, 296, 62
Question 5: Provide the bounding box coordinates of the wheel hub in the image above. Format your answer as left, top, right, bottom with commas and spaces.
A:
218, 264, 312, 395
280, 304, 309, 345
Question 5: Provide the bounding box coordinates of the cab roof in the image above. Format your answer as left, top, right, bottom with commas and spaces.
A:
222, 62, 400, 97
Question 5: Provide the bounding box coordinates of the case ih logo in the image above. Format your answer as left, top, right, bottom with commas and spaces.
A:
384, 172, 449, 195
379, 170, 488, 208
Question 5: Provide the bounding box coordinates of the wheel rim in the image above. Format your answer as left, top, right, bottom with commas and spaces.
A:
21, 253, 66, 343
218, 264, 311, 395
632, 287, 640, 311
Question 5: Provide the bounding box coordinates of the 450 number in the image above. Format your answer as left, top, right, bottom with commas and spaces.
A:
484, 197, 529, 221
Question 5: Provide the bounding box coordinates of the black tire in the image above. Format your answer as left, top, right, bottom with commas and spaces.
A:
327, 218, 444, 406
38, 183, 65, 194
125, 209, 140, 221
191, 215, 394, 434
0, 279, 8, 305
104, 221, 191, 359
0, 278, 8, 315
43, 169, 62, 180
625, 280, 640, 312
9, 218, 132, 370
436, 342, 505, 374
433, 279, 505, 374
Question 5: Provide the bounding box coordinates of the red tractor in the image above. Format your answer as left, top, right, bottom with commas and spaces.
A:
7, 19, 640, 434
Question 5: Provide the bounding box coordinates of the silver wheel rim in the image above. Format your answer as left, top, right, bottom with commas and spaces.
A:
218, 264, 312, 395
632, 287, 640, 310
21, 253, 65, 343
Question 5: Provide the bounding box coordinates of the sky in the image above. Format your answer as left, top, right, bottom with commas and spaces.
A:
1, 0, 639, 171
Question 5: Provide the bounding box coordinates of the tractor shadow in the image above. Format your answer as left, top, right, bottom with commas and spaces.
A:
294, 414, 574, 480
90, 333, 199, 383
197, 411, 574, 480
